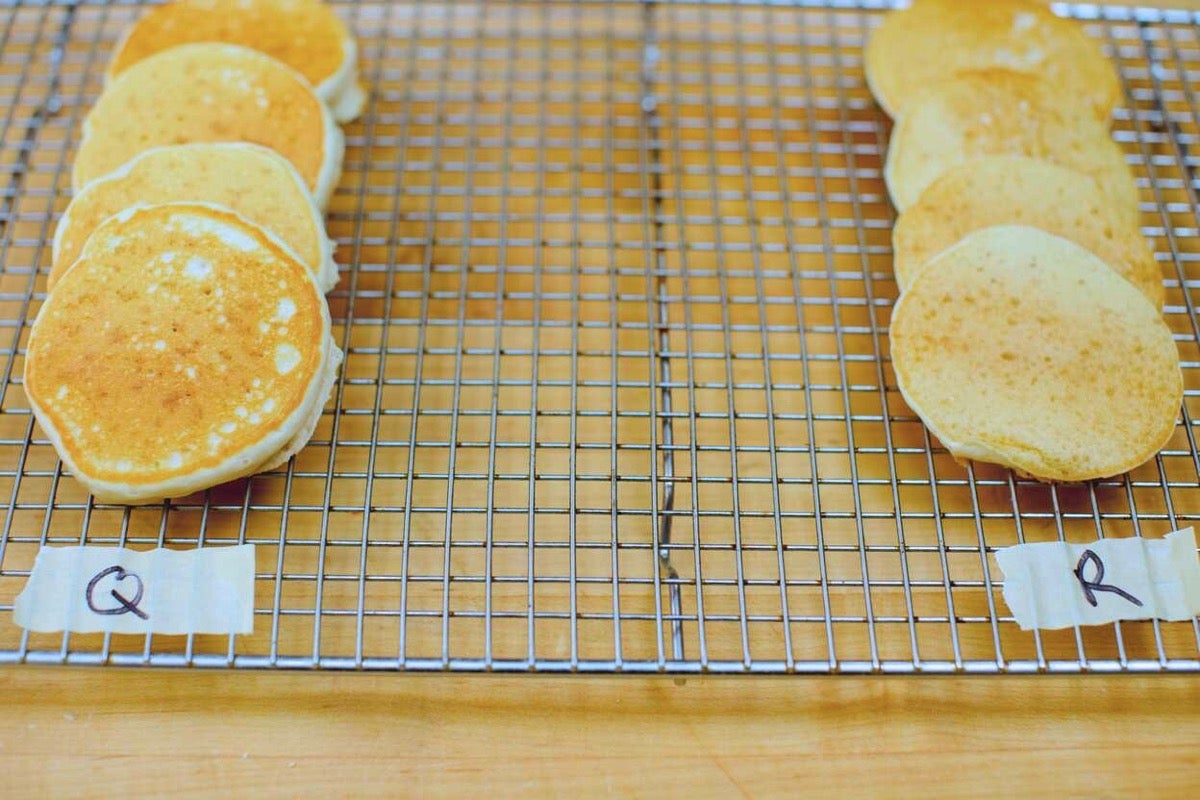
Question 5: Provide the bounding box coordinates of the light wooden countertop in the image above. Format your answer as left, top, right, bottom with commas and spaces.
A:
3, 667, 1199, 797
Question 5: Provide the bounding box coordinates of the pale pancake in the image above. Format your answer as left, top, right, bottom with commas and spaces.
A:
25, 203, 340, 504
73, 43, 343, 208
53, 143, 337, 293
884, 69, 1139, 220
107, 0, 365, 123
865, 0, 1120, 121
890, 225, 1181, 483
893, 156, 1161, 308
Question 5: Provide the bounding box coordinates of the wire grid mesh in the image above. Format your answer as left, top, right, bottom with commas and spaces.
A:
0, 0, 1197, 673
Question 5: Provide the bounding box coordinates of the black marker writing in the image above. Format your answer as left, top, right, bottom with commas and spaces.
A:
1073, 549, 1143, 609
85, 565, 149, 620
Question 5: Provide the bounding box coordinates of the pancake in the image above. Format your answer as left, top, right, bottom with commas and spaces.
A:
884, 69, 1139, 220
73, 43, 343, 208
865, 0, 1120, 122
893, 156, 1161, 308
889, 225, 1181, 483
53, 143, 337, 293
107, 0, 366, 123
24, 202, 341, 504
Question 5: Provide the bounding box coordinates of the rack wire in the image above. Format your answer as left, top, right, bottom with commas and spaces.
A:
0, 0, 1197, 673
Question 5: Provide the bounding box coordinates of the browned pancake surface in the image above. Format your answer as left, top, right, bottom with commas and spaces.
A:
53, 143, 327, 289
27, 204, 326, 488
108, 0, 350, 92
74, 43, 332, 195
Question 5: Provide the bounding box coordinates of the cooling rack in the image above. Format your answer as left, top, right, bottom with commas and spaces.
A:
0, 0, 1197, 674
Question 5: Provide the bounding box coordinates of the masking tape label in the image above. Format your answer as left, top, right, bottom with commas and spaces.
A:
995, 528, 1200, 631
12, 544, 255, 635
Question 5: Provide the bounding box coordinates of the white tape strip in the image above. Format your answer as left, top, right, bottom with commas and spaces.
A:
995, 528, 1200, 631
12, 544, 255, 635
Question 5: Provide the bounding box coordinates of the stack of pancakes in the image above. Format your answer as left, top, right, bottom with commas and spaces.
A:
866, 0, 1182, 483
26, 0, 363, 504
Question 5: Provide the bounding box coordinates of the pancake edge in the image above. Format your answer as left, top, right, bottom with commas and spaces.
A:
890, 157, 1161, 309
53, 143, 338, 293
318, 33, 366, 123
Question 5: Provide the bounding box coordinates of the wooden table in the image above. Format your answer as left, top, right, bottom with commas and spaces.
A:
3, 667, 1198, 796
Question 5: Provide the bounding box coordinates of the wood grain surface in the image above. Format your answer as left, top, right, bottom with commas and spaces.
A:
2, 667, 1199, 798
5, 0, 1200, 678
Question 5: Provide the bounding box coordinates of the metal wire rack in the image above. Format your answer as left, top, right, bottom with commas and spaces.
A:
0, 0, 1197, 674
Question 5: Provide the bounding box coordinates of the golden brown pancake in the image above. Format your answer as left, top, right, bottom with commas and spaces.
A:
53, 143, 337, 293
890, 225, 1181, 483
865, 0, 1120, 122
73, 43, 343, 208
893, 156, 1161, 308
25, 202, 340, 504
884, 69, 1139, 221
107, 0, 365, 123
